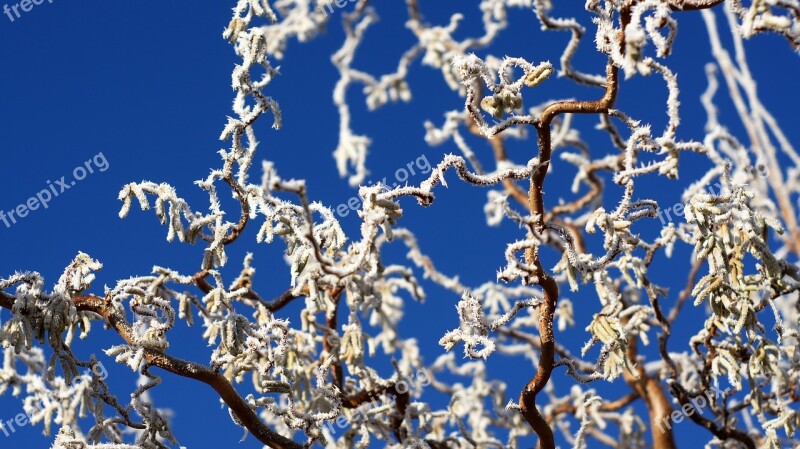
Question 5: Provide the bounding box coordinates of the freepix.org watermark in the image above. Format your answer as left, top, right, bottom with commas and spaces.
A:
0, 152, 109, 229
318, 0, 358, 17
656, 164, 769, 225
656, 384, 731, 434
335, 155, 431, 219
2, 0, 53, 23
0, 361, 109, 438
323, 368, 432, 436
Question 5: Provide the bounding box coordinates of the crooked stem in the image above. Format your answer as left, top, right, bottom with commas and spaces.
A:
0, 292, 302, 449
519, 61, 620, 449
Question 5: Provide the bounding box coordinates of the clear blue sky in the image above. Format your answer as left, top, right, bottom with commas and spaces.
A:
1, 1, 798, 448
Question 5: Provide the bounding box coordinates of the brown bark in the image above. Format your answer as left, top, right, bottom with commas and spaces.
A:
0, 291, 301, 449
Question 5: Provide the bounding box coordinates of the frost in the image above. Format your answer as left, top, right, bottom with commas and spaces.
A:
2, 0, 800, 448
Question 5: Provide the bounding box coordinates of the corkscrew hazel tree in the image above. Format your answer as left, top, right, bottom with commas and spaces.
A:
2, 0, 800, 448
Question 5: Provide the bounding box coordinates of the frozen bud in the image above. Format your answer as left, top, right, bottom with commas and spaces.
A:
501, 89, 522, 111
452, 53, 484, 81
588, 315, 623, 345
481, 95, 504, 118
524, 62, 554, 87
225, 17, 247, 43
762, 14, 791, 30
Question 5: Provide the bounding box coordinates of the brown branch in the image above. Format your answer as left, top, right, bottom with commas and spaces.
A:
518, 276, 558, 449
342, 383, 409, 442
0, 292, 301, 449
624, 331, 678, 449
546, 391, 640, 424
341, 383, 409, 411
680, 319, 757, 448
669, 382, 756, 449
221, 177, 250, 245
468, 98, 590, 255
192, 271, 214, 294
322, 284, 407, 442
550, 218, 588, 254
629, 273, 680, 449
324, 288, 345, 390
406, 0, 420, 22
546, 145, 619, 254
545, 136, 614, 221
767, 169, 800, 256
0, 291, 13, 310
260, 288, 305, 312
193, 271, 305, 313
517, 60, 619, 449
499, 327, 598, 374
668, 258, 703, 323
548, 178, 601, 217
467, 114, 530, 208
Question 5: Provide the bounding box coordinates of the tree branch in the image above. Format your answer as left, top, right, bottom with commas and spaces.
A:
516, 58, 620, 449
0, 292, 302, 449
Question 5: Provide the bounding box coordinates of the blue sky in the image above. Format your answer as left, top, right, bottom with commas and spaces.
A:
1, 1, 799, 448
